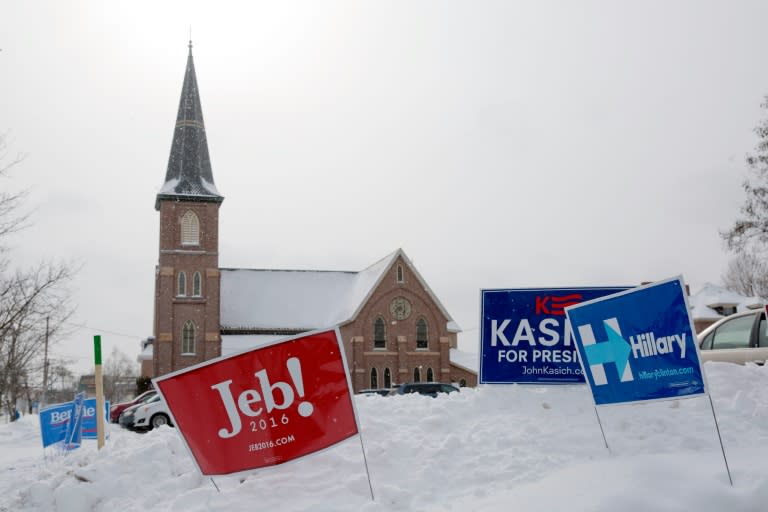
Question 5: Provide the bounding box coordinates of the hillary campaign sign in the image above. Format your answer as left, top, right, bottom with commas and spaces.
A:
154, 329, 359, 476
565, 277, 706, 406
480, 287, 628, 384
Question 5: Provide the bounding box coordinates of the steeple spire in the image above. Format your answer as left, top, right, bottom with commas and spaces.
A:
155, 42, 223, 210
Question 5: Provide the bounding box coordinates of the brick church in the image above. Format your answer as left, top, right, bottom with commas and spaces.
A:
148, 44, 477, 391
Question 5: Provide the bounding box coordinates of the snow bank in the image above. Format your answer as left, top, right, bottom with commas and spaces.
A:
1, 362, 767, 511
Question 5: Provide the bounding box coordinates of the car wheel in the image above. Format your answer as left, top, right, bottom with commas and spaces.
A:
150, 413, 171, 429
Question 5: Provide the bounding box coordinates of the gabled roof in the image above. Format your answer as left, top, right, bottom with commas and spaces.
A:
156, 42, 223, 210
689, 283, 764, 320
220, 248, 460, 332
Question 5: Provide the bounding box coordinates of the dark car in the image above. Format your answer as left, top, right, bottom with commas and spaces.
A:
118, 402, 142, 430
391, 383, 459, 397
358, 388, 392, 397
110, 389, 157, 423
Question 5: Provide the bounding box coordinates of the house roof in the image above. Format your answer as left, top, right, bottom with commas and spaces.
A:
156, 42, 223, 210
689, 282, 764, 320
220, 248, 460, 333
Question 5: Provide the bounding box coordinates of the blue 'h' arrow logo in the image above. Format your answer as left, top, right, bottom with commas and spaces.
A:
578, 318, 634, 386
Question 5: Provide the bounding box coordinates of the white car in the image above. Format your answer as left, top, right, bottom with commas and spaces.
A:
697, 309, 768, 365
131, 394, 174, 431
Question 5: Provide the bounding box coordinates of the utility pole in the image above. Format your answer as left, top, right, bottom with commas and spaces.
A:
41, 316, 49, 408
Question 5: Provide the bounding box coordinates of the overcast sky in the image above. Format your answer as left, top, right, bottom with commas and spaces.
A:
2, 1, 767, 375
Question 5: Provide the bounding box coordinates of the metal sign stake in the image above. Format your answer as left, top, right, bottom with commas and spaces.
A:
358, 434, 375, 501
708, 394, 733, 486
594, 406, 611, 453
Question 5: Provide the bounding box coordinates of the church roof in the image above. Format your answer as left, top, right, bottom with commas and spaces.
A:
156, 42, 223, 210
220, 248, 461, 333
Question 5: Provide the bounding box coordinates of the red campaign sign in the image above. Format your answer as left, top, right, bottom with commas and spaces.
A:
153, 329, 359, 476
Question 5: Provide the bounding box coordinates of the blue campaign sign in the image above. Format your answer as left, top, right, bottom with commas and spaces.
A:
39, 397, 110, 448
480, 287, 629, 384
39, 402, 75, 448
565, 277, 706, 406
81, 398, 109, 439
64, 392, 86, 450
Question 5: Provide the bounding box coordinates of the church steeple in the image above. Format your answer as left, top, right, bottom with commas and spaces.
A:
153, 41, 223, 378
155, 41, 223, 210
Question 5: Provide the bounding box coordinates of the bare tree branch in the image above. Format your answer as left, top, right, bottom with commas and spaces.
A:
721, 97, 768, 252
0, 133, 77, 418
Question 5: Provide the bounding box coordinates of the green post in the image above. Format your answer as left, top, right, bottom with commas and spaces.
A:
94, 335, 102, 365
94, 335, 105, 449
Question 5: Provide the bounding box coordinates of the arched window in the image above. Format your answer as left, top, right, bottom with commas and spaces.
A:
426, 368, 434, 382
177, 272, 186, 296
181, 211, 200, 246
416, 318, 428, 349
413, 367, 421, 383
459, 379, 467, 387
396, 264, 404, 283
192, 271, 202, 296
182, 321, 195, 354
384, 368, 392, 388
374, 317, 386, 349
370, 368, 378, 389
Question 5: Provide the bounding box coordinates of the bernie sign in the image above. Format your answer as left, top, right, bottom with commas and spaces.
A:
39, 396, 109, 448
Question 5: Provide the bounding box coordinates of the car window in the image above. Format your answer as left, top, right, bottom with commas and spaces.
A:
759, 313, 768, 348
700, 331, 714, 350
711, 314, 754, 350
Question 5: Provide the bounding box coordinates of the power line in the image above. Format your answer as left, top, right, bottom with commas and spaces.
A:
64, 321, 146, 340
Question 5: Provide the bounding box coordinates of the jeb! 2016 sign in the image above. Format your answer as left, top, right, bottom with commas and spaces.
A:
153, 329, 359, 477
565, 277, 706, 406
480, 287, 628, 384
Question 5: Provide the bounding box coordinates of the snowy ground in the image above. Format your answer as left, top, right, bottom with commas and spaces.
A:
2, 362, 768, 511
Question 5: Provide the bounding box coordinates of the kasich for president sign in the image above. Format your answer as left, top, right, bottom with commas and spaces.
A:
480, 287, 628, 384
565, 277, 706, 406
153, 329, 359, 476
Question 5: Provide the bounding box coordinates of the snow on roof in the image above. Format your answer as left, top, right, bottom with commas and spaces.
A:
137, 343, 152, 362
221, 334, 287, 356
158, 176, 221, 198
220, 250, 398, 330
689, 283, 764, 320
450, 348, 478, 372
